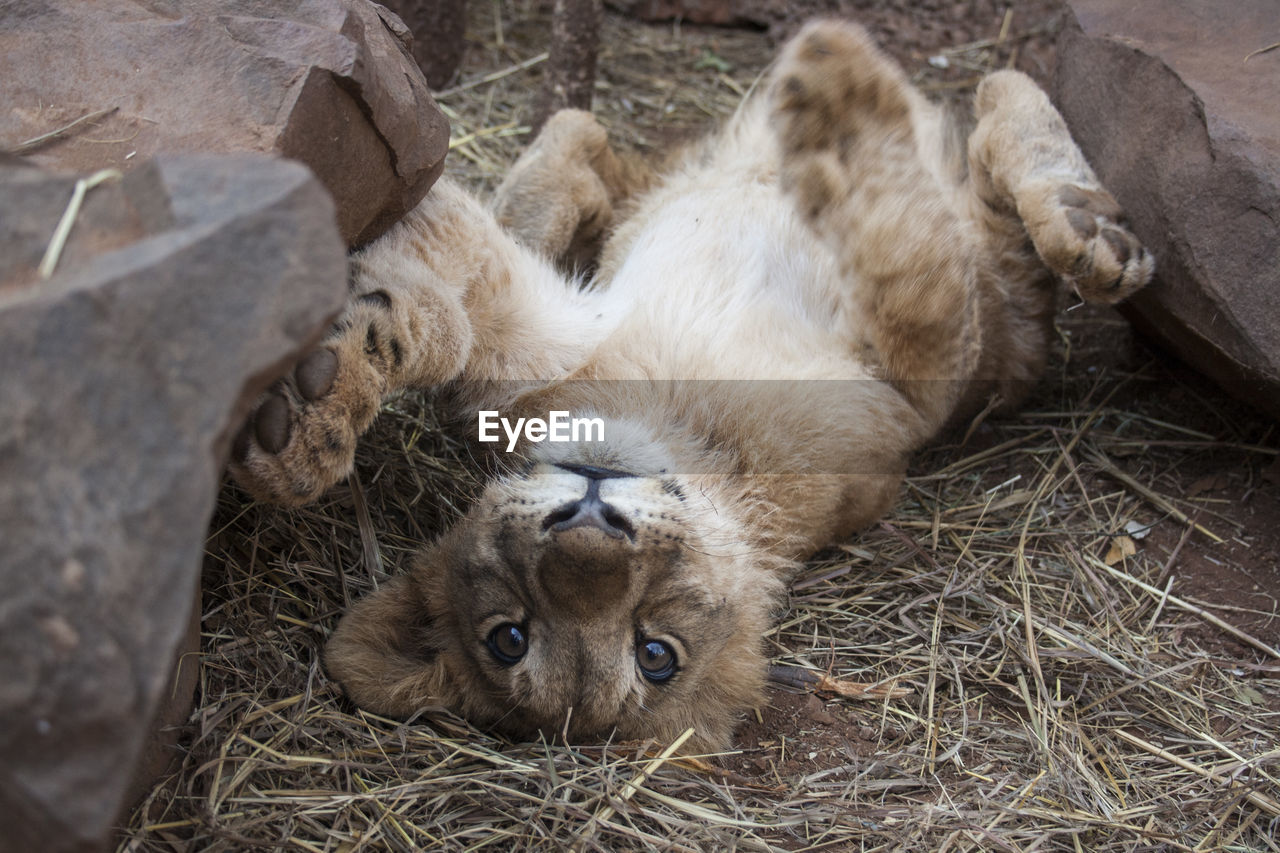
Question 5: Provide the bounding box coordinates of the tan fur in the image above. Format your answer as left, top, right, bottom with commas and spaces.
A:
229, 21, 1153, 752
492, 109, 657, 274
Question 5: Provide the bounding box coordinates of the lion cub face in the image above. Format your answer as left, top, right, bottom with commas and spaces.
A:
325, 463, 780, 751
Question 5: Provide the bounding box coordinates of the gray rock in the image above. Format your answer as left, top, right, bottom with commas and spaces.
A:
0, 154, 347, 853
0, 0, 450, 247
1053, 0, 1280, 415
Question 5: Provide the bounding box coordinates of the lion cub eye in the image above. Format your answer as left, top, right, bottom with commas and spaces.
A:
486, 623, 528, 665
636, 639, 677, 682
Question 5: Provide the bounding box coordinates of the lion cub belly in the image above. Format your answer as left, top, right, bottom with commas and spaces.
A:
600, 182, 873, 380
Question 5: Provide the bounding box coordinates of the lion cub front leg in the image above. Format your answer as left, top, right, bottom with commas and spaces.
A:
967, 70, 1154, 303
231, 179, 610, 506
771, 20, 980, 433
493, 109, 651, 272
230, 215, 475, 507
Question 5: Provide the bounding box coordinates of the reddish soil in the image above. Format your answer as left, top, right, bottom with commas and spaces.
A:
1062, 307, 1280, 650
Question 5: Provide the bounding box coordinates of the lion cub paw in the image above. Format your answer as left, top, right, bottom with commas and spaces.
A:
1029, 183, 1154, 304
771, 20, 916, 224
772, 20, 911, 153
229, 293, 396, 507
493, 110, 616, 271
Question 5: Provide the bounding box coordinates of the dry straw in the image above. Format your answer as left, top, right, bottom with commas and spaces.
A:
121, 5, 1279, 851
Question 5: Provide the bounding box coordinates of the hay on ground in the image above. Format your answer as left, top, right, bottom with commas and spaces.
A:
121, 5, 1280, 851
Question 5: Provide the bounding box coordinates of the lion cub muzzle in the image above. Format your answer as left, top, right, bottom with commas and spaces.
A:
536, 468, 640, 616
542, 475, 636, 541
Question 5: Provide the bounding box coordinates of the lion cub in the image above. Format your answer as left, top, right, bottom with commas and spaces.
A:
230, 21, 1152, 751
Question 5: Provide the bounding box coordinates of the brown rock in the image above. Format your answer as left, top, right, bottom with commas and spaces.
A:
0, 154, 347, 853
120, 592, 202, 834
1053, 0, 1280, 415
0, 0, 450, 247
381, 0, 469, 89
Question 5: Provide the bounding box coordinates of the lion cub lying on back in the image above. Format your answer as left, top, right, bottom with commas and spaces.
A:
230, 21, 1152, 751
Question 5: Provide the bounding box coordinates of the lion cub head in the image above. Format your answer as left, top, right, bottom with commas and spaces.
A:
325, 462, 782, 751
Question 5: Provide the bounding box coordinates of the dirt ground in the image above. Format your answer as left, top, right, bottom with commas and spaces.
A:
122, 1, 1279, 850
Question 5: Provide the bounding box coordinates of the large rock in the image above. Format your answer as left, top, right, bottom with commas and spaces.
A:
1053, 0, 1280, 415
0, 0, 450, 247
0, 155, 347, 853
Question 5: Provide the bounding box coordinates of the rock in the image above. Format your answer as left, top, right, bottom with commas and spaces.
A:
0, 154, 347, 853
381, 0, 469, 89
119, 593, 203, 842
0, 0, 450, 247
1053, 0, 1280, 416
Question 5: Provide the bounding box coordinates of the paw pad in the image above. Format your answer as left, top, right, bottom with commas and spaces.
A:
254, 394, 292, 454
358, 289, 392, 309
1057, 184, 1122, 221
1064, 208, 1097, 239
296, 348, 338, 401
1100, 228, 1132, 265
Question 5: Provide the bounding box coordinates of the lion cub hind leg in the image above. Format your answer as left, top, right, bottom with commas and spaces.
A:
492, 109, 651, 273
771, 20, 980, 432
968, 70, 1154, 304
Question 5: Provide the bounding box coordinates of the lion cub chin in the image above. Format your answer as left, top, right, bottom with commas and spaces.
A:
235, 19, 1153, 751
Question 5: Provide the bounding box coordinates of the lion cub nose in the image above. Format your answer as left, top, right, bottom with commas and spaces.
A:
542, 478, 636, 541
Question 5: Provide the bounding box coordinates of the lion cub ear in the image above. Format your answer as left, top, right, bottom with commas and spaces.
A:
324, 573, 454, 718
